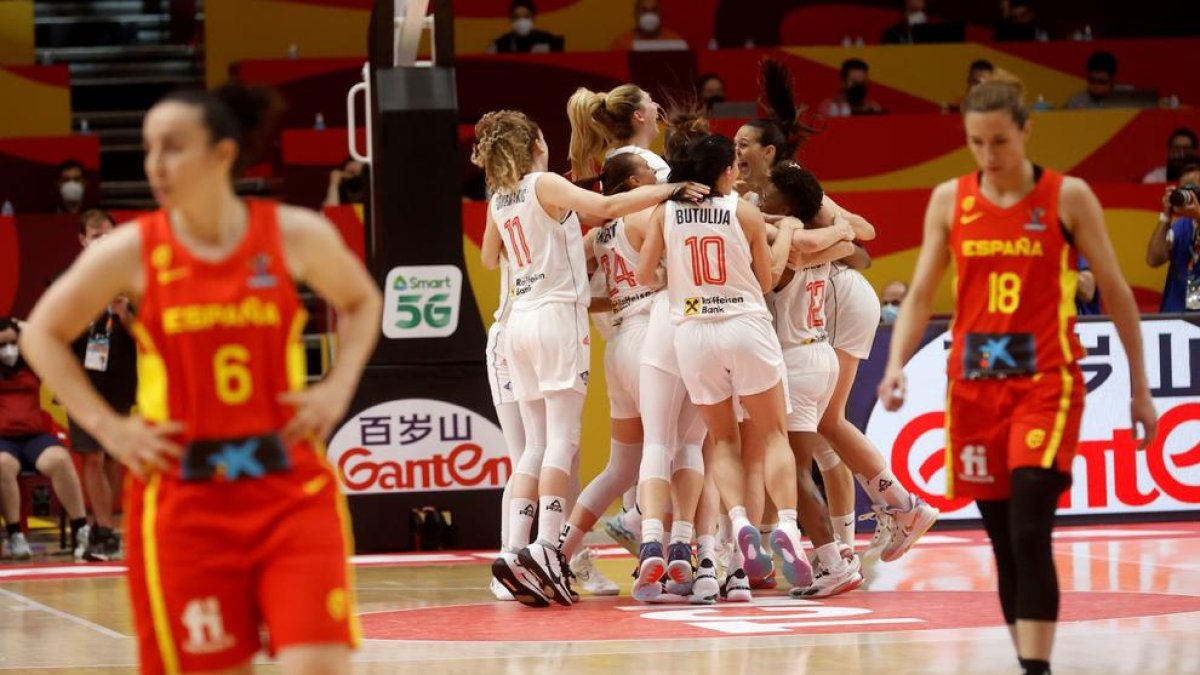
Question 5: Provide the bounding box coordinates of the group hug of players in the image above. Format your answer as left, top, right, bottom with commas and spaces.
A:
477, 59, 938, 607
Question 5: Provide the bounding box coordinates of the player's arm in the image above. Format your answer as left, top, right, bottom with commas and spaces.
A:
1145, 187, 1177, 268
1062, 177, 1156, 447
840, 243, 872, 270
768, 216, 796, 287
789, 217, 853, 253
481, 207, 503, 270
738, 201, 774, 293
535, 172, 708, 220
823, 195, 876, 241
878, 179, 955, 410
792, 241, 857, 270
279, 205, 384, 442
19, 225, 182, 474
635, 204, 667, 287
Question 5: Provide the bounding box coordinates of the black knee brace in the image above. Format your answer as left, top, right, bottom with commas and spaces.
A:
978, 499, 1018, 625
1010, 467, 1069, 622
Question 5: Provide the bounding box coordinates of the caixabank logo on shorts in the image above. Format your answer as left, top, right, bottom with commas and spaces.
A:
382, 265, 462, 339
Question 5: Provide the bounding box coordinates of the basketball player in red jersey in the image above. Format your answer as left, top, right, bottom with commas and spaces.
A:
878, 74, 1157, 675
19, 84, 382, 674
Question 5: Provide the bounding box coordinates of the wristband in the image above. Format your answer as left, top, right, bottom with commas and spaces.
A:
1159, 212, 1171, 225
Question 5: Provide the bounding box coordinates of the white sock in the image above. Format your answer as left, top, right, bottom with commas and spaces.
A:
535, 495, 566, 547
560, 522, 586, 559
758, 521, 778, 535
642, 518, 665, 544
717, 513, 733, 544
728, 506, 752, 535
698, 534, 717, 561
620, 504, 643, 535
815, 542, 843, 570
670, 520, 694, 545
868, 468, 913, 510
508, 498, 535, 552
832, 512, 856, 548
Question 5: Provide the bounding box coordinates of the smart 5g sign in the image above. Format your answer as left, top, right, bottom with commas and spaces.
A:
382, 265, 463, 339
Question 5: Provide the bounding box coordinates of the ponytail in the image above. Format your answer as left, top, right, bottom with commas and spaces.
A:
567, 84, 645, 178
748, 58, 822, 164
668, 134, 735, 196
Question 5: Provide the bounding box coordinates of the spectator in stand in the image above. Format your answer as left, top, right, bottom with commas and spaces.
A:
880, 281, 908, 324
1143, 128, 1198, 183
487, 0, 564, 54
949, 60, 995, 112
1146, 161, 1200, 312
56, 160, 87, 215
994, 0, 1048, 42
0, 317, 89, 560
1064, 51, 1135, 110
65, 210, 136, 561
610, 0, 684, 50
696, 73, 726, 111
881, 0, 929, 44
324, 157, 368, 207
819, 59, 886, 117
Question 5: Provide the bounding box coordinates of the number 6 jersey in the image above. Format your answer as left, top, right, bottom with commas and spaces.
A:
947, 166, 1085, 381
488, 172, 589, 310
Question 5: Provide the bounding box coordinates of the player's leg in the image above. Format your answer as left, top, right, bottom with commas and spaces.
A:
632, 363, 687, 601
69, 419, 118, 560
977, 498, 1019, 649
277, 645, 350, 675
665, 399, 706, 590
30, 437, 88, 551
816, 450, 857, 549
492, 399, 524, 600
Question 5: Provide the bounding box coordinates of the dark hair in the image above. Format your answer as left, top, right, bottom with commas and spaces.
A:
668, 134, 735, 195
1169, 127, 1198, 149
57, 159, 84, 176
769, 162, 824, 222
969, 59, 995, 73
509, 0, 536, 16
961, 71, 1029, 127
1168, 154, 1200, 182
79, 208, 115, 236
1086, 50, 1117, 77
743, 58, 821, 166
158, 84, 284, 174
663, 95, 710, 162
840, 58, 869, 81
596, 152, 647, 196
0, 317, 17, 334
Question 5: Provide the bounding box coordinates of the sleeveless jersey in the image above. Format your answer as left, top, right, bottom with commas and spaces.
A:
488, 172, 589, 309
665, 194, 769, 323
771, 262, 831, 348
594, 218, 660, 325
947, 167, 1085, 380
131, 200, 310, 468
493, 258, 514, 325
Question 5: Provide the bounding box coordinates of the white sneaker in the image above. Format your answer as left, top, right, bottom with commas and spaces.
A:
603, 514, 640, 556
8, 532, 32, 560
490, 551, 548, 607
569, 547, 619, 596
517, 543, 574, 606
859, 506, 894, 564
73, 523, 90, 562
883, 497, 939, 562
490, 576, 515, 601
689, 558, 720, 605
721, 567, 752, 603
791, 555, 863, 599
715, 541, 735, 579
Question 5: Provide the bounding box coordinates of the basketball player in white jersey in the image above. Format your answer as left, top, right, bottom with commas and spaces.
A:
637, 133, 816, 594
474, 110, 706, 607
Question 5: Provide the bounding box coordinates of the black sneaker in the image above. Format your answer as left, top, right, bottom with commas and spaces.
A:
83, 528, 120, 562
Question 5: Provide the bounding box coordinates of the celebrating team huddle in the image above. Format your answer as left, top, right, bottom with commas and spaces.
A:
476, 59, 938, 607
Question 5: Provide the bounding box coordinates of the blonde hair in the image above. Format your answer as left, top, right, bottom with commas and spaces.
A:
471, 110, 541, 194
566, 84, 645, 178
962, 69, 1029, 127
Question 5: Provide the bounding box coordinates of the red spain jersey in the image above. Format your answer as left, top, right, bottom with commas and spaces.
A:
947, 167, 1086, 381
131, 200, 311, 473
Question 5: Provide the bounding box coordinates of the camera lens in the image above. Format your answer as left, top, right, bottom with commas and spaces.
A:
1169, 188, 1188, 207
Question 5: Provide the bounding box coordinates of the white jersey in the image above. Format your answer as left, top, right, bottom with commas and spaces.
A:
664, 194, 769, 323
606, 145, 670, 183
488, 172, 589, 309
493, 258, 514, 324
594, 218, 661, 326
771, 262, 831, 349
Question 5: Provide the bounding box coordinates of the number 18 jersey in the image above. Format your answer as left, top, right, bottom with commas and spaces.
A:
664, 194, 769, 323
488, 172, 589, 310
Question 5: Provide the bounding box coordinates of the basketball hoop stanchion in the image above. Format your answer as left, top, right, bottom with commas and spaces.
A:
329, 0, 500, 554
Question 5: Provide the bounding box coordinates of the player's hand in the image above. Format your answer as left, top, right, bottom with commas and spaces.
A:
279, 380, 355, 444
95, 416, 184, 480
1130, 389, 1157, 450
832, 215, 856, 241
877, 365, 907, 412
670, 181, 710, 202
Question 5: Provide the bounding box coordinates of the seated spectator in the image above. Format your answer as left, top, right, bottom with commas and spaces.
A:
610, 0, 684, 51
949, 59, 995, 112
994, 0, 1048, 42
1143, 128, 1198, 183
1064, 51, 1135, 110
1145, 161, 1200, 312
881, 0, 929, 45
0, 317, 89, 560
56, 160, 88, 215
696, 73, 726, 110
324, 157, 368, 207
819, 59, 886, 117
487, 0, 564, 54
880, 281, 908, 324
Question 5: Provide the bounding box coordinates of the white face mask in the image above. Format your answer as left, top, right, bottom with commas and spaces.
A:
512, 17, 533, 37
908, 11, 928, 25
0, 344, 17, 367
61, 179, 84, 203
880, 304, 900, 324
638, 11, 661, 33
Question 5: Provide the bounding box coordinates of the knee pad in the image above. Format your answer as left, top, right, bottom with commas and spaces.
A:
514, 445, 545, 478
607, 441, 642, 490
541, 438, 578, 474
639, 443, 670, 482
814, 444, 841, 472
671, 443, 704, 476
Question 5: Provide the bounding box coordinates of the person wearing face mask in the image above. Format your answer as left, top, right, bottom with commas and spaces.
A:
487, 0, 564, 55
879, 281, 908, 324
819, 59, 886, 117
56, 159, 88, 215
323, 157, 370, 207
0, 317, 89, 561
611, 0, 684, 51
881, 0, 929, 44
696, 74, 726, 111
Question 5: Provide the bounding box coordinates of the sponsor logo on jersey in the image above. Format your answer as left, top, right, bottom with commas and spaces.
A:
961, 237, 1045, 258
959, 195, 981, 224
686, 295, 746, 316
579, 370, 590, 385
1024, 207, 1047, 232
162, 297, 282, 335
1026, 428, 1046, 449
959, 212, 984, 225
246, 253, 278, 289
383, 265, 463, 339
684, 297, 701, 315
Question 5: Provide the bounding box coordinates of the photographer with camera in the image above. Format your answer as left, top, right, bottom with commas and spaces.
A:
1146, 160, 1200, 312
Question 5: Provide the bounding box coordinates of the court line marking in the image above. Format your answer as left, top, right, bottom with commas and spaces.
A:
1053, 549, 1200, 574
0, 587, 129, 640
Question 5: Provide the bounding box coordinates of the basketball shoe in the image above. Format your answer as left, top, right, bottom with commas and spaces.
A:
569, 547, 619, 596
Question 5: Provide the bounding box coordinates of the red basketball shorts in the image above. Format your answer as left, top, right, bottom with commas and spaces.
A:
945, 365, 1084, 501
